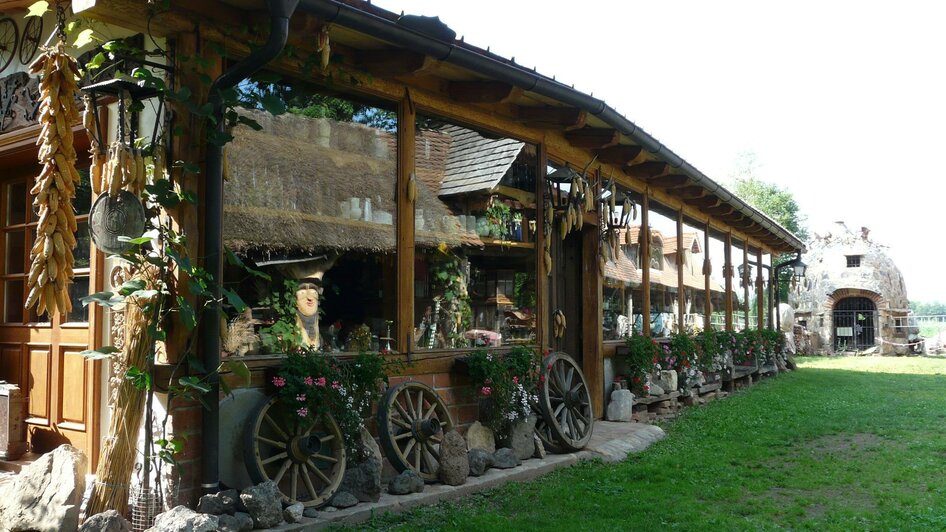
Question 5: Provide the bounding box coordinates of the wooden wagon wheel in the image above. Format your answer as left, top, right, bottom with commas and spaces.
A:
0, 18, 19, 74
19, 16, 41, 65
538, 352, 594, 452
533, 406, 562, 454
377, 381, 453, 482
243, 397, 345, 508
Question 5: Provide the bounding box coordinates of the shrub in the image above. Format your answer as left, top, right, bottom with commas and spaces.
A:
624, 335, 660, 394
466, 346, 540, 438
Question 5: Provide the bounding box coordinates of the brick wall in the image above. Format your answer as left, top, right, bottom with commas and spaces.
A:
388, 367, 479, 432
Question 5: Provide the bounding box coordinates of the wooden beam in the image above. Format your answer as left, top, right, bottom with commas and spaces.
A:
703, 204, 735, 217
396, 94, 416, 354
447, 80, 517, 103
595, 144, 644, 165
517, 106, 587, 130
676, 186, 707, 199
564, 128, 620, 149
704, 220, 712, 331
582, 224, 604, 418
645, 174, 689, 189
676, 210, 685, 334
724, 232, 733, 331
536, 143, 549, 350
691, 195, 722, 209
624, 161, 669, 178
356, 49, 432, 78
641, 193, 651, 337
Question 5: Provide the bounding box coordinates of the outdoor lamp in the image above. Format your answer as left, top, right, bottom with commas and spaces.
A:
792, 259, 807, 278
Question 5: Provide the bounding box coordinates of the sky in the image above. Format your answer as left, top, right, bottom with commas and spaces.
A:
373, 0, 946, 303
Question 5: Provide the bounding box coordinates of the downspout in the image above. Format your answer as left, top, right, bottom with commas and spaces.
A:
200, 0, 299, 494
298, 0, 805, 252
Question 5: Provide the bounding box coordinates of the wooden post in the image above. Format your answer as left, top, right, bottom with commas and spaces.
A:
724, 232, 733, 332
583, 221, 603, 418
756, 247, 764, 331
641, 191, 651, 337
396, 91, 415, 354
676, 210, 684, 333
536, 143, 549, 351
703, 220, 711, 330
743, 242, 750, 331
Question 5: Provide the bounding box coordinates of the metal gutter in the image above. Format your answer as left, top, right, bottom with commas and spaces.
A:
298, 0, 804, 252
200, 0, 299, 494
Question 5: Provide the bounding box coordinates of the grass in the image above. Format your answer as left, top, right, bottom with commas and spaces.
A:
350, 356, 946, 531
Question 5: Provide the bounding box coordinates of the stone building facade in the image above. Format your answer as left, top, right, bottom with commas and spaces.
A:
791, 222, 911, 354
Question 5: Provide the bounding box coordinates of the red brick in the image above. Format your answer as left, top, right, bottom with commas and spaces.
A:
434, 371, 470, 388
169, 406, 203, 433
391, 374, 435, 388
436, 386, 472, 407
449, 404, 479, 425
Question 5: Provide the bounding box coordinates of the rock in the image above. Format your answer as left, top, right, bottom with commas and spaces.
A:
360, 426, 383, 464
606, 388, 634, 422
388, 469, 425, 495
0, 444, 86, 532
218, 488, 243, 514
330, 491, 358, 509
338, 455, 382, 502
303, 507, 320, 518
491, 448, 521, 469
322, 506, 338, 513
467, 448, 493, 476
147, 505, 218, 532
504, 415, 537, 460
196, 493, 227, 515
647, 378, 665, 396
658, 370, 678, 392
438, 430, 469, 486
465, 421, 496, 453
533, 434, 546, 459
283, 502, 304, 524
216, 512, 253, 532
240, 481, 283, 529
79, 510, 131, 532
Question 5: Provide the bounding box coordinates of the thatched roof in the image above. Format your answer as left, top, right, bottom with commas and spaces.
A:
224, 109, 479, 256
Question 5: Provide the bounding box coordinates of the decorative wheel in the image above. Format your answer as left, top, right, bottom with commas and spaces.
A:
0, 18, 18, 74
538, 352, 594, 452
244, 397, 345, 507
377, 381, 454, 482
533, 407, 562, 454
19, 16, 41, 65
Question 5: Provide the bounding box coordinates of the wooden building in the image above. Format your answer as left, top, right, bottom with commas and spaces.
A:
0, 0, 804, 507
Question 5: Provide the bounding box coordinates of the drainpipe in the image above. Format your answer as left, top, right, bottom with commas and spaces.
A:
298, 0, 805, 253
200, 0, 299, 495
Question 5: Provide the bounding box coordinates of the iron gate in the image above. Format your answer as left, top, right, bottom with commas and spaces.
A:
833, 297, 876, 350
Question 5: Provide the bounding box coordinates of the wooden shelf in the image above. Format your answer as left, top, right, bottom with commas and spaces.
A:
480, 237, 534, 249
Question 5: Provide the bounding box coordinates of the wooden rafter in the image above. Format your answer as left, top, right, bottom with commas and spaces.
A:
594, 144, 644, 165
691, 195, 722, 208
676, 186, 707, 199
645, 174, 689, 189
624, 161, 669, 178
563, 128, 620, 149
447, 80, 517, 103
356, 49, 431, 77
517, 106, 587, 130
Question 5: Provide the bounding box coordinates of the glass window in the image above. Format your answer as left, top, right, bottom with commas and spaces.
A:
6, 182, 26, 225
846, 255, 861, 268
413, 118, 537, 349
3, 279, 23, 323
65, 276, 90, 324
602, 186, 641, 340
4, 230, 25, 274
224, 80, 398, 353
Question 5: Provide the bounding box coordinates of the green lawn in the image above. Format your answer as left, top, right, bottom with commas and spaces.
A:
353, 356, 946, 531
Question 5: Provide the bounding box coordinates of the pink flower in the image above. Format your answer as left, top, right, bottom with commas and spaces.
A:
297, 407, 308, 417
315, 377, 327, 387
512, 376, 519, 385
296, 394, 306, 402
481, 386, 492, 397
303, 376, 314, 386
331, 381, 340, 389
272, 376, 286, 387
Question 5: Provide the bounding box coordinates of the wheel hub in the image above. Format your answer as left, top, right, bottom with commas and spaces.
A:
289, 434, 322, 463
412, 416, 441, 440
564, 389, 581, 408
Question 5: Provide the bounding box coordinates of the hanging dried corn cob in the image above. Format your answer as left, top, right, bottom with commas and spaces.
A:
25, 40, 82, 318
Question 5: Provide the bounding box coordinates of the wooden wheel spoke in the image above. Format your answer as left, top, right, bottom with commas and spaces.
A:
261, 451, 288, 466
422, 443, 437, 473
394, 399, 414, 422
319, 433, 336, 443
423, 401, 438, 421
414, 441, 422, 472
429, 434, 442, 444
300, 465, 317, 500
273, 459, 292, 485
424, 441, 439, 461
553, 402, 566, 419
394, 431, 413, 441
565, 366, 574, 390
391, 417, 412, 430
403, 438, 417, 458
403, 390, 416, 421
572, 407, 590, 426
290, 464, 299, 500
263, 414, 290, 440
312, 453, 339, 464
256, 436, 287, 449
416, 390, 425, 419
306, 459, 331, 484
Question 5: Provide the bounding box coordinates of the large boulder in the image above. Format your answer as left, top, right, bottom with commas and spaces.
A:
79, 510, 131, 532
491, 448, 520, 469
239, 481, 283, 529
467, 448, 493, 477
338, 456, 382, 502
438, 430, 469, 486
0, 444, 86, 532
330, 491, 358, 509
606, 389, 634, 422
283, 502, 304, 524
388, 469, 424, 495
657, 370, 678, 392
465, 422, 496, 453
146, 505, 218, 532
779, 303, 795, 332
502, 416, 537, 461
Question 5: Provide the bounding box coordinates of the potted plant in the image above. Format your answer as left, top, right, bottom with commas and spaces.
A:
624, 334, 660, 396
465, 346, 540, 441
484, 196, 511, 239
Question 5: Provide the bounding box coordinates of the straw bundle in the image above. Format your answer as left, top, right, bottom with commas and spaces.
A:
86, 266, 160, 518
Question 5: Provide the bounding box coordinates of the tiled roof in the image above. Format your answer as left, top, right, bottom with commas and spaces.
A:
438, 125, 524, 196
604, 227, 723, 293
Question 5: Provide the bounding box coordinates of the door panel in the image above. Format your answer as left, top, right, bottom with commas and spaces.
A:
59, 348, 88, 426
27, 347, 51, 423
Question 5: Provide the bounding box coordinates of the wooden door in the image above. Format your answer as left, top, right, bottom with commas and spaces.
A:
0, 163, 101, 471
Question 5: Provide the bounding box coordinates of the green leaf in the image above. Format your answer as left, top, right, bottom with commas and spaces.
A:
79, 346, 121, 360
81, 291, 125, 309
222, 288, 248, 313
85, 52, 106, 71
126, 366, 152, 391
26, 1, 48, 17
177, 296, 197, 330
117, 234, 155, 245
225, 248, 271, 281
222, 359, 250, 384
179, 376, 211, 394
260, 93, 287, 116
237, 116, 263, 131
73, 28, 96, 49
119, 279, 146, 296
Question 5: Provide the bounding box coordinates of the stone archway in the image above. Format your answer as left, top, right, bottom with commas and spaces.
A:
825, 288, 884, 351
